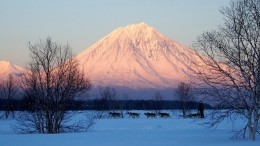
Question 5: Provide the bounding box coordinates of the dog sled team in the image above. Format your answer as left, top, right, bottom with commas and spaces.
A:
108, 111, 171, 119
109, 102, 205, 119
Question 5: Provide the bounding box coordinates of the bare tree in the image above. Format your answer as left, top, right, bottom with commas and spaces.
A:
17, 38, 91, 134
0, 75, 17, 118
119, 93, 128, 118
0, 81, 4, 115
192, 0, 260, 140
99, 87, 116, 112
154, 91, 163, 113
176, 82, 192, 117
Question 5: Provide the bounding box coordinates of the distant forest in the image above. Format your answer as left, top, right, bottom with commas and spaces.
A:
0, 99, 212, 111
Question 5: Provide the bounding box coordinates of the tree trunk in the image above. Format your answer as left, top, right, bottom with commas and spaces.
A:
182, 109, 186, 117
251, 110, 259, 141
248, 109, 259, 141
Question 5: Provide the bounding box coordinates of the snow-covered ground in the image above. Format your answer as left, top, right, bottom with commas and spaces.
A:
0, 111, 259, 146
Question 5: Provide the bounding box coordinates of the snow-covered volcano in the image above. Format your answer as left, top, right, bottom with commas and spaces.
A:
0, 61, 24, 81
77, 23, 195, 89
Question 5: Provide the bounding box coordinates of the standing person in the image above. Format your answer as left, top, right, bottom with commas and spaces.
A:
198, 101, 204, 118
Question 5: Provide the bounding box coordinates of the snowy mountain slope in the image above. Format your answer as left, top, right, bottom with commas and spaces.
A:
0, 61, 24, 82
77, 22, 196, 89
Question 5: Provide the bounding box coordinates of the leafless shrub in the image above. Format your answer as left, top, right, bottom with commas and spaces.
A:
16, 38, 91, 134
0, 75, 18, 118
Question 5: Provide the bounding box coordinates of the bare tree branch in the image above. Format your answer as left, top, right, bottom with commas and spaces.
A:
192, 0, 260, 141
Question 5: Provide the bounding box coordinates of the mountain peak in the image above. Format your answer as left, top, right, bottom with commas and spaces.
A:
110, 22, 157, 39
123, 22, 152, 30
0, 60, 14, 69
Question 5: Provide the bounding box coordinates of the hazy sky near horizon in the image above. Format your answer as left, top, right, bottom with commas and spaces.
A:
0, 0, 230, 66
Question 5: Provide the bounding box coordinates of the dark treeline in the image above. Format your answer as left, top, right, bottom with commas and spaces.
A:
0, 98, 213, 111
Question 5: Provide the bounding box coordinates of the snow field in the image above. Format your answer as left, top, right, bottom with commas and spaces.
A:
0, 111, 259, 146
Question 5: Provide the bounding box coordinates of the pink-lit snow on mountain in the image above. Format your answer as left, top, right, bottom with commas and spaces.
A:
77, 23, 196, 89
0, 61, 24, 81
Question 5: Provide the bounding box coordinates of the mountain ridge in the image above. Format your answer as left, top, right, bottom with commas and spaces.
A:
0, 60, 24, 82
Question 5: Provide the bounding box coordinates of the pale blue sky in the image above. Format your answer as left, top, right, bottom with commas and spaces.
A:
0, 0, 230, 66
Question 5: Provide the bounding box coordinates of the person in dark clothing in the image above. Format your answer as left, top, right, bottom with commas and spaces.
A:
198, 101, 204, 118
